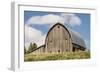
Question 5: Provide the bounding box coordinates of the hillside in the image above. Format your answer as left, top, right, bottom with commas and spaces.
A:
24, 51, 90, 62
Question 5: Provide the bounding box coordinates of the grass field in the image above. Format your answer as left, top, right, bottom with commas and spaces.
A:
24, 51, 90, 62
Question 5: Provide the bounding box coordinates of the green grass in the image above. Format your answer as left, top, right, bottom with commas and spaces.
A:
24, 51, 90, 62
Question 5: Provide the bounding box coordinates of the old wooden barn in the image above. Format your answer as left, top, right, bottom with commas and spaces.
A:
31, 23, 86, 54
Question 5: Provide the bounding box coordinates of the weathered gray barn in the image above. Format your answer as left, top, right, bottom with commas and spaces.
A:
31, 23, 86, 54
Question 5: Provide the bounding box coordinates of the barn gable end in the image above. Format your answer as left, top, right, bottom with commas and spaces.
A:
45, 23, 72, 53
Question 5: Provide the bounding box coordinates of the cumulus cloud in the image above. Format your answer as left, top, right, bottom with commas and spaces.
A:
26, 14, 65, 27
26, 13, 81, 27
60, 13, 81, 26
25, 25, 46, 48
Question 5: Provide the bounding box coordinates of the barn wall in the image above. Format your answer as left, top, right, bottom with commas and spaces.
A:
30, 46, 44, 54
72, 43, 86, 52
45, 24, 73, 53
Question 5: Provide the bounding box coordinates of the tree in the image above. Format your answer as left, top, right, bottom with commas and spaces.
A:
28, 42, 33, 53
33, 43, 37, 50
28, 42, 37, 53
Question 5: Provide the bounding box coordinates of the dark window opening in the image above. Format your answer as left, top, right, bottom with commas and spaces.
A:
58, 26, 60, 28
73, 47, 75, 52
50, 51, 52, 53
50, 40, 52, 43
66, 49, 68, 52
58, 50, 60, 52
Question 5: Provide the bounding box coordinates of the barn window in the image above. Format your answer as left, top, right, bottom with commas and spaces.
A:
73, 47, 75, 52
66, 38, 67, 40
58, 26, 60, 28
50, 51, 52, 53
66, 49, 68, 52
58, 50, 60, 53
50, 40, 52, 43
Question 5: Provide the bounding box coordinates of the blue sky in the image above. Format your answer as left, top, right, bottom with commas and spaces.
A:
24, 11, 90, 49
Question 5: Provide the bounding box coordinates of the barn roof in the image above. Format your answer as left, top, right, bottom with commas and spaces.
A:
68, 28, 86, 48
31, 45, 45, 52
46, 23, 86, 48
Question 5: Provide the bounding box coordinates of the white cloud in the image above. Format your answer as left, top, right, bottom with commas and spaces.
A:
41, 14, 65, 24
69, 16, 81, 26
25, 25, 46, 48
61, 13, 81, 26
26, 14, 65, 25
26, 13, 81, 27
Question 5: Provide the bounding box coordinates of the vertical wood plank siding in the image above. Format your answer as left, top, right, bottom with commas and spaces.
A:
45, 24, 72, 53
